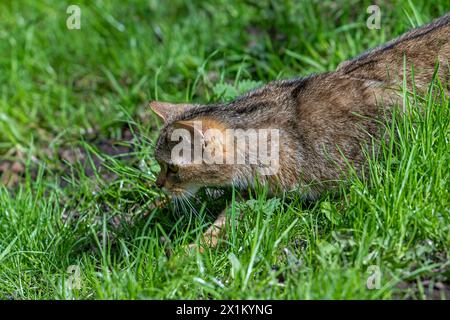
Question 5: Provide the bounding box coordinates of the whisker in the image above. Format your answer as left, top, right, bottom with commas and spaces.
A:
181, 193, 198, 217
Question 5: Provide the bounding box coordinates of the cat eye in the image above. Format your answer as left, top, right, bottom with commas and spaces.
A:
167, 163, 179, 174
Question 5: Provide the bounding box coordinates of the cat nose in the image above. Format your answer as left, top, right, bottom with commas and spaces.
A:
156, 179, 164, 188
155, 175, 165, 189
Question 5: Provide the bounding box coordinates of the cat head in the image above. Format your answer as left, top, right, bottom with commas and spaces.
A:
150, 101, 239, 197
150, 100, 280, 198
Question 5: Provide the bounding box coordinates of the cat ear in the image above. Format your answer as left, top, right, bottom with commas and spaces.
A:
173, 118, 226, 135
149, 101, 195, 122
172, 120, 204, 139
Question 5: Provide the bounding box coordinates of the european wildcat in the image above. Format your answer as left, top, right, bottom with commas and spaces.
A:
150, 13, 449, 248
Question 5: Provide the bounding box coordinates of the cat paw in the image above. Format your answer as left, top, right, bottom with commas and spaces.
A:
185, 242, 205, 254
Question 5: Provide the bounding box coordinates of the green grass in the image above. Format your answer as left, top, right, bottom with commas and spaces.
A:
0, 0, 449, 299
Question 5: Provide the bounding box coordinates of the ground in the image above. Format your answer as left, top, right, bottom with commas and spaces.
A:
0, 0, 449, 299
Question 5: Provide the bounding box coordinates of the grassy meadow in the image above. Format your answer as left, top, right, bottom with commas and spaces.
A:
0, 0, 449, 299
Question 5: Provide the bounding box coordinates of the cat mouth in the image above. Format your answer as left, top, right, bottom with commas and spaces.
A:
164, 186, 226, 202
162, 184, 201, 199
170, 188, 187, 196
160, 186, 185, 198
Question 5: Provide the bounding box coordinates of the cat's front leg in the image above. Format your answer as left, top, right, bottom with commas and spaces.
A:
187, 191, 248, 253
188, 208, 228, 253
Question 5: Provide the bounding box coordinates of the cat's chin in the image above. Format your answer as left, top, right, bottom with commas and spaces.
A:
166, 184, 201, 199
